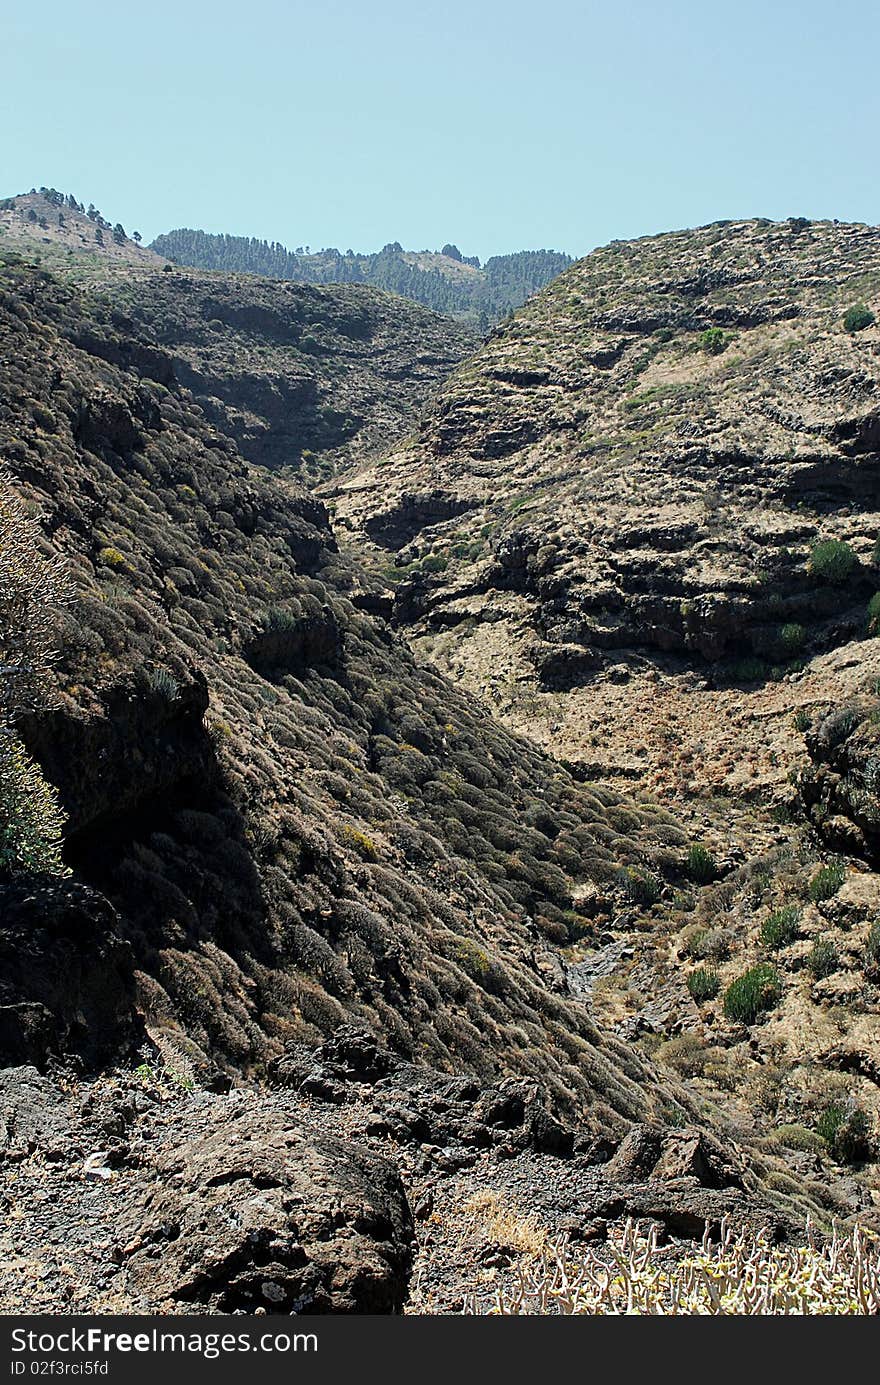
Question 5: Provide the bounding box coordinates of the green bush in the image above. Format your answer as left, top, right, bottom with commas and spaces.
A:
0, 730, 68, 877
615, 865, 660, 906
808, 862, 845, 902
865, 921, 880, 968
778, 623, 806, 657
807, 938, 839, 979
843, 303, 875, 333
808, 539, 858, 585
817, 1102, 873, 1164
770, 1123, 827, 1155
263, 604, 301, 633
699, 327, 730, 355
722, 964, 782, 1024
866, 592, 880, 635
686, 843, 717, 883
729, 657, 767, 683
687, 966, 720, 1002
793, 708, 811, 733
760, 905, 801, 950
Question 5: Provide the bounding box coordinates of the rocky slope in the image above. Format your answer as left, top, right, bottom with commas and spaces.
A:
2, 222, 879, 1314
0, 1030, 822, 1315
1, 248, 691, 1112
1, 191, 476, 478
332, 217, 880, 790
327, 217, 880, 1225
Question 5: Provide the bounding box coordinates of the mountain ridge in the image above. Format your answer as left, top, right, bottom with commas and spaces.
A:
150, 227, 573, 327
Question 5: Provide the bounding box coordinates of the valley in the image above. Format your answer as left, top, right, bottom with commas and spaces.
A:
1, 195, 879, 1313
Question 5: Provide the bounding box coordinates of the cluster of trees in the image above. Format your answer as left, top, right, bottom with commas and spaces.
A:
16, 190, 142, 245
150, 227, 571, 325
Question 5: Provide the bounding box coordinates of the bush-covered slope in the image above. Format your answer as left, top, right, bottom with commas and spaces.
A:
1, 191, 478, 479
100, 266, 477, 476
324, 219, 880, 1206
0, 247, 702, 1127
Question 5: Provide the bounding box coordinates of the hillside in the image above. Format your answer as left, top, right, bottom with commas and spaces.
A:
329, 216, 880, 1207
332, 216, 880, 794
0, 189, 476, 478
0, 242, 837, 1313
151, 226, 572, 327
1, 218, 879, 1313
0, 188, 167, 278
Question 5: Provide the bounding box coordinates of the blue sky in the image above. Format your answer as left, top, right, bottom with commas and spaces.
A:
3, 0, 878, 259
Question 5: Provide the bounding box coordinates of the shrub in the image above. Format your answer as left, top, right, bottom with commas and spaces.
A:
468, 1221, 880, 1314
615, 865, 660, 906
843, 303, 875, 333
808, 862, 845, 902
817, 1102, 873, 1164
723, 964, 782, 1024
0, 730, 68, 877
683, 926, 732, 962
658, 1033, 707, 1077
760, 905, 801, 950
699, 327, 729, 355
686, 843, 717, 883
453, 938, 492, 982
793, 708, 811, 733
865, 921, 880, 969
808, 938, 839, 979
0, 473, 66, 719
770, 1123, 826, 1155
141, 667, 180, 701
866, 592, 880, 635
808, 539, 858, 585
98, 545, 127, 569
729, 656, 767, 683
779, 623, 806, 657
0, 475, 69, 878
687, 966, 720, 1002
339, 824, 379, 861
263, 605, 300, 633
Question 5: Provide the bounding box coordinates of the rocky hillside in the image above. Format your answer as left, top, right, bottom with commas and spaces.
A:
0, 189, 167, 275
327, 217, 880, 1232
1, 190, 477, 479
332, 217, 880, 794
2, 223, 879, 1314
1, 247, 688, 1105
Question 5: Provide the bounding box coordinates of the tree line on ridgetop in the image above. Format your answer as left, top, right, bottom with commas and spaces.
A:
149, 227, 572, 326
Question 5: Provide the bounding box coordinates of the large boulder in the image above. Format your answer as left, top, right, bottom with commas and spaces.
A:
0, 880, 139, 1069
124, 1102, 414, 1313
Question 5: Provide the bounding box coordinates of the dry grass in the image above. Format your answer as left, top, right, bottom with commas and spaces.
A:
458, 1190, 549, 1258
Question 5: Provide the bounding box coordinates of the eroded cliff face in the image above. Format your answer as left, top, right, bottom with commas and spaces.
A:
798, 699, 880, 860
101, 270, 477, 475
